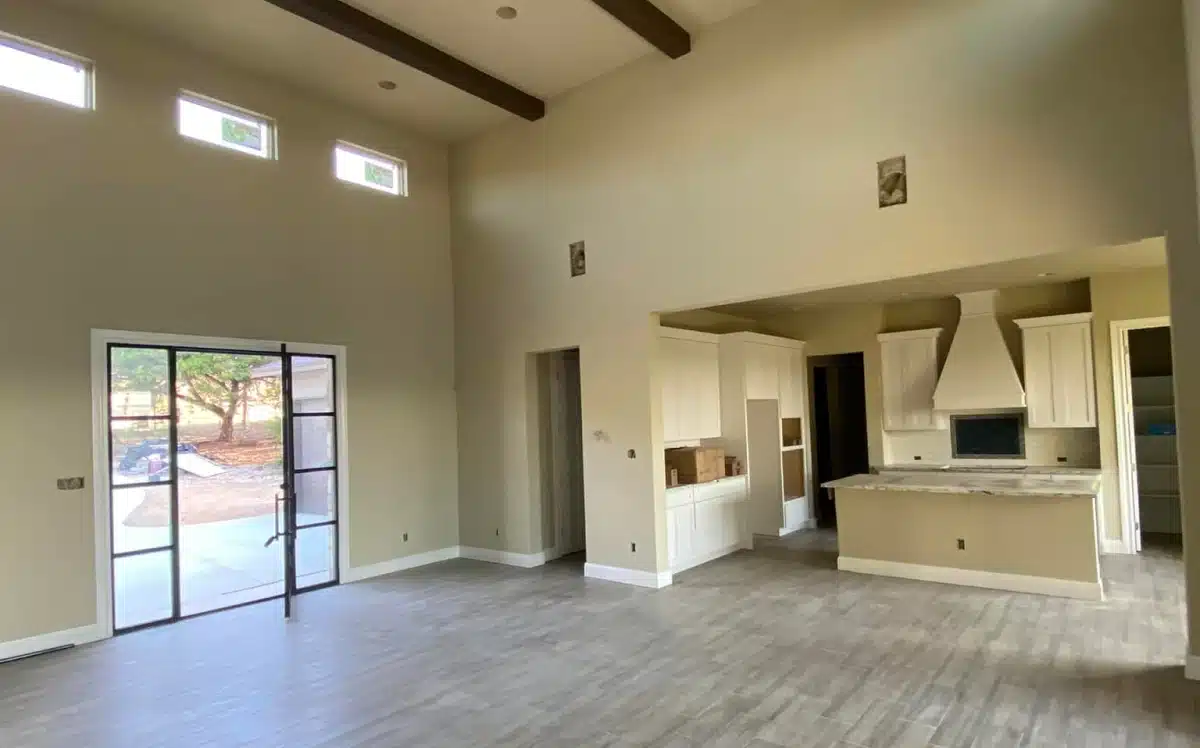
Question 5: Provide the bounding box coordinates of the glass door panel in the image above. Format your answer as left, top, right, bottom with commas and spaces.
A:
296, 525, 337, 588
109, 345, 177, 631
286, 354, 338, 592
114, 551, 174, 630
176, 351, 285, 617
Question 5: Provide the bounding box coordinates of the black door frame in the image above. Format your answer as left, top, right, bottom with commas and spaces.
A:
105, 341, 340, 635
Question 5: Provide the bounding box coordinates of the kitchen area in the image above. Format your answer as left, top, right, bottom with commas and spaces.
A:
657, 247, 1172, 598
824, 291, 1105, 599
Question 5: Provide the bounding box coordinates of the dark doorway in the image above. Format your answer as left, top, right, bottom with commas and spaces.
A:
537, 348, 585, 563
810, 353, 870, 528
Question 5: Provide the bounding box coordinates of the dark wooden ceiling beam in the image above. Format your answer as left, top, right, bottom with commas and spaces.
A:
261, 0, 545, 121
589, 0, 691, 59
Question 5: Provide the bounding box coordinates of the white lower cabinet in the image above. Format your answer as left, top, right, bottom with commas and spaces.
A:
667, 503, 694, 569
666, 477, 748, 573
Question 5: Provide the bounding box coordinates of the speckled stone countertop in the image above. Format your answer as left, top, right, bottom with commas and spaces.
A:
873, 464, 1101, 476
822, 471, 1101, 498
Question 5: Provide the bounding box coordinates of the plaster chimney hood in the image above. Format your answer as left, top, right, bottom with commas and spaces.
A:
932, 290, 1026, 412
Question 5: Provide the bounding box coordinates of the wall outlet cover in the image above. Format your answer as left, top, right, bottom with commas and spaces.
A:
569, 241, 586, 277
57, 477, 85, 491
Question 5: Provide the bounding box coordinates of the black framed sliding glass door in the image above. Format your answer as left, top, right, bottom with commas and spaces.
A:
107, 343, 340, 633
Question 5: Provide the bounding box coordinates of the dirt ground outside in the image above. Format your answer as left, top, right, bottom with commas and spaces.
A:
124, 421, 284, 527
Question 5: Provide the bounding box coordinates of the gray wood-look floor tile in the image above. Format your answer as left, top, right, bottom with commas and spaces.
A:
0, 531, 1195, 748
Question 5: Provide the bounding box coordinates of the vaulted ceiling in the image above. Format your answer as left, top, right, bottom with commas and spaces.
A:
49, 0, 766, 141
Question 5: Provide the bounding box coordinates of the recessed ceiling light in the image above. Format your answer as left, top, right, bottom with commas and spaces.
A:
378, 80, 397, 90
496, 6, 518, 20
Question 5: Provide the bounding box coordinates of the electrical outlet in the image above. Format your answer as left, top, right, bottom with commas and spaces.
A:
631, 542, 636, 553
57, 477, 85, 491
403, 533, 408, 542
957, 538, 966, 550
1057, 457, 1068, 463
913, 456, 922, 461
627, 449, 636, 459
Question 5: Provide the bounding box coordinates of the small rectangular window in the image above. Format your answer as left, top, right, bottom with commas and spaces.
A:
177, 92, 275, 159
335, 142, 405, 195
0, 31, 93, 109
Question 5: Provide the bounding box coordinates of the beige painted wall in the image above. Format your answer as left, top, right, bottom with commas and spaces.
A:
1089, 269, 1173, 549
836, 488, 1100, 583
0, 4, 457, 643
452, 0, 1197, 580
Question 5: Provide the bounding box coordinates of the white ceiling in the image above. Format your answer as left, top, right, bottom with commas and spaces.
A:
709, 238, 1168, 318
50, 0, 766, 142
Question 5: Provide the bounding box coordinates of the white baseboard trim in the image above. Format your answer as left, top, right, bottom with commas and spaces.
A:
343, 546, 461, 583
461, 546, 547, 569
584, 563, 672, 589
837, 556, 1104, 601
1100, 538, 1131, 555
1186, 656, 1200, 682
0, 624, 105, 664
779, 519, 817, 536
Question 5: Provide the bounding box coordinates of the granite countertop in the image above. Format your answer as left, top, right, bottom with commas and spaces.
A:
874, 464, 1101, 476
822, 471, 1101, 498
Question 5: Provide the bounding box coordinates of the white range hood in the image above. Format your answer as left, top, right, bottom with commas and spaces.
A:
932, 290, 1026, 412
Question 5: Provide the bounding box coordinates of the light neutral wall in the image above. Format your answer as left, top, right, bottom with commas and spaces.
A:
1089, 269, 1173, 548
0, 4, 457, 644
452, 0, 1197, 578
836, 488, 1100, 583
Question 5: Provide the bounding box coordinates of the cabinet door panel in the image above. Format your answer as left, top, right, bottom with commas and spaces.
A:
785, 349, 807, 419
1022, 328, 1055, 427
663, 337, 721, 440
660, 337, 684, 441
675, 504, 695, 563
879, 335, 940, 431
1049, 325, 1095, 427
694, 500, 721, 557
745, 344, 780, 401
693, 341, 722, 437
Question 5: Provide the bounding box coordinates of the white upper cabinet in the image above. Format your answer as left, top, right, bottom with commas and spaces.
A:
660, 329, 722, 442
736, 339, 806, 417
1016, 313, 1096, 428
744, 343, 780, 400
778, 346, 807, 419
878, 328, 945, 431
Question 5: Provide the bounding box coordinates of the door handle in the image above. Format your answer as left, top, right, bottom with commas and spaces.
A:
264, 491, 286, 547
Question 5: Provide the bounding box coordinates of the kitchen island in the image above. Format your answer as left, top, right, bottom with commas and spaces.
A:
823, 470, 1103, 600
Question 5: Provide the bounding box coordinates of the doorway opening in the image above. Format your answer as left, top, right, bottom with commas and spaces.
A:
96, 331, 345, 634
536, 348, 585, 564
810, 353, 870, 530
1113, 319, 1179, 554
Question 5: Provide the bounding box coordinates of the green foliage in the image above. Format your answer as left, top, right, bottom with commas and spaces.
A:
110, 348, 279, 441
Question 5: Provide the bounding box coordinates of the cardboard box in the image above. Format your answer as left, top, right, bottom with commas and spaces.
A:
665, 447, 725, 484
